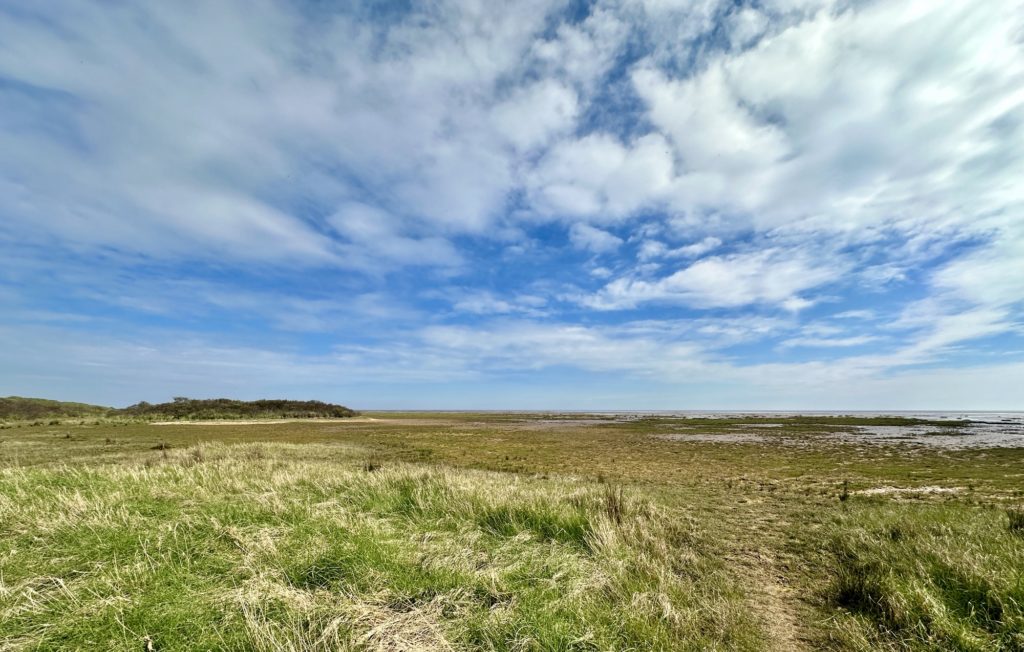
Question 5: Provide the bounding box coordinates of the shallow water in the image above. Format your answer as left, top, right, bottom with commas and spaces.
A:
833, 421, 1024, 449
659, 433, 770, 443
623, 411, 1024, 449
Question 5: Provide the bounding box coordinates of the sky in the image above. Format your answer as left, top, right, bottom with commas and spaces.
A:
1, 0, 1023, 410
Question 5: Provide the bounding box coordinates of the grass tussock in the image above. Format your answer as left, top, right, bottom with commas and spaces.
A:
0, 443, 761, 651
1007, 507, 1024, 536
821, 503, 1024, 651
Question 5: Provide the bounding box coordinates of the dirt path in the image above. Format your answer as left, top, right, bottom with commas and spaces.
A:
716, 498, 813, 651
741, 549, 808, 651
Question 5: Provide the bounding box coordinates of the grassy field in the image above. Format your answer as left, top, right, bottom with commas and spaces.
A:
1, 413, 1022, 650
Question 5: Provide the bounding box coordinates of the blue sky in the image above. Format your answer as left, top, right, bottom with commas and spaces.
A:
1, 0, 1023, 409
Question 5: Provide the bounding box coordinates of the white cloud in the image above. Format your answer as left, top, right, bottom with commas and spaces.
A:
584, 248, 845, 309
932, 228, 1024, 308
834, 310, 876, 320
782, 335, 879, 348
633, 64, 790, 177
728, 8, 769, 49
2, 302, 1020, 408
418, 320, 707, 377
328, 202, 461, 268
570, 223, 624, 253
4, 0, 1020, 279
449, 291, 548, 316
618, 0, 1024, 301
637, 236, 722, 260
527, 133, 675, 219
0, 0, 567, 261
781, 296, 815, 312
676, 237, 723, 257
532, 8, 630, 89
637, 240, 668, 261
492, 80, 579, 151
901, 306, 1015, 359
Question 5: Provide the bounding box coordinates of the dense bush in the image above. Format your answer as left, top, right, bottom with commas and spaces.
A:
117, 397, 357, 420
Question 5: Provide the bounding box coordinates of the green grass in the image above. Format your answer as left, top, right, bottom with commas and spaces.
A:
820, 502, 1024, 651
0, 443, 760, 651
1, 412, 1022, 650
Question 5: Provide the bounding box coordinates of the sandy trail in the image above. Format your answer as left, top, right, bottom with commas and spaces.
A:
150, 417, 381, 426
749, 552, 806, 652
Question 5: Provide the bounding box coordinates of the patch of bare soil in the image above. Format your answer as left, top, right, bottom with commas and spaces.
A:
709, 501, 811, 651
855, 485, 963, 496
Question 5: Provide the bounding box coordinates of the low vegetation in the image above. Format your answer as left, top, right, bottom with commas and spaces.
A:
0, 396, 109, 421
0, 396, 357, 423
1, 411, 1021, 650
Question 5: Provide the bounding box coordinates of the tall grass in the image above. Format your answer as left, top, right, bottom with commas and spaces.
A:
0, 443, 762, 651
821, 502, 1024, 651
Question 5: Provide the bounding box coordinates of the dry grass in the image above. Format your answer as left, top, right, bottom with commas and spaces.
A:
2, 413, 1023, 650
0, 442, 761, 651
